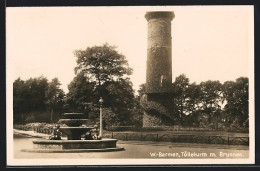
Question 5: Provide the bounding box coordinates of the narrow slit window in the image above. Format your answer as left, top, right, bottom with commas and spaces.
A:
159, 75, 167, 87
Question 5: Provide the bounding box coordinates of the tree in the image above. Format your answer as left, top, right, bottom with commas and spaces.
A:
222, 77, 249, 127
101, 78, 134, 109
13, 78, 28, 123
13, 76, 49, 123
198, 80, 222, 127
65, 72, 95, 113
45, 78, 65, 122
185, 83, 201, 114
99, 78, 135, 125
183, 83, 202, 126
74, 43, 133, 88
172, 74, 190, 123
26, 76, 49, 112
68, 43, 135, 126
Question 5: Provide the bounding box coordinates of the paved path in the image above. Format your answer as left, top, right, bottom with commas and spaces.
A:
14, 129, 49, 138
13, 129, 66, 139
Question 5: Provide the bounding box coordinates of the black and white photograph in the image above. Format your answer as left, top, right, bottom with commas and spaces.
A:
6, 6, 254, 165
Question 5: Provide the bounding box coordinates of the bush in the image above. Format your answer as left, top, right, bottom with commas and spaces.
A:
106, 125, 220, 132
24, 114, 35, 123
14, 122, 67, 131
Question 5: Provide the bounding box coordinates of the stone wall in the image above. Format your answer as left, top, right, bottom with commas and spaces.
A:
143, 112, 162, 127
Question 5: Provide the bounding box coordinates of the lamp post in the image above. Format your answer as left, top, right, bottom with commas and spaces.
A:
99, 97, 104, 139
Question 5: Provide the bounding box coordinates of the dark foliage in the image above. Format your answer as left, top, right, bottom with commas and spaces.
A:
13, 76, 65, 123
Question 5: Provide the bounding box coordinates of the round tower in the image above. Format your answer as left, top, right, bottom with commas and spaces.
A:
142, 11, 175, 127
145, 11, 174, 93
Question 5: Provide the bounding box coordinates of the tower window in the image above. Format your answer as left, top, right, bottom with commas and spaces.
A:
159, 75, 167, 87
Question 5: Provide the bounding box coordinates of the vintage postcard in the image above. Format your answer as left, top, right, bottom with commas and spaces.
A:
6, 6, 255, 165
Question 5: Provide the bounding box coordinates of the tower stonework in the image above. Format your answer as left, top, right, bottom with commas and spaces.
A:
142, 11, 175, 127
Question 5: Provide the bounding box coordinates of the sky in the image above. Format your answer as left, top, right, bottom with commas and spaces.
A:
6, 6, 253, 94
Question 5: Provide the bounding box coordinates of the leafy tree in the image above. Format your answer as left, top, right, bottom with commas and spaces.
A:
198, 80, 222, 127
13, 78, 28, 123
99, 78, 135, 125
185, 83, 201, 114
65, 74, 136, 126
67, 43, 135, 126
222, 77, 249, 126
45, 78, 65, 122
74, 43, 133, 87
182, 83, 202, 126
13, 76, 49, 123
100, 78, 134, 109
172, 74, 190, 123
26, 76, 49, 112
129, 97, 144, 127
65, 72, 95, 113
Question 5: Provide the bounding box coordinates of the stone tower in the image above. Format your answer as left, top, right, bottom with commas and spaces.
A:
142, 11, 175, 127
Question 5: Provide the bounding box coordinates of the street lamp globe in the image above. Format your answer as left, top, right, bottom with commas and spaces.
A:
99, 97, 104, 105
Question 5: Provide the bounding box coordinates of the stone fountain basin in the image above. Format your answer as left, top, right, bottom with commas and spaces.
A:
59, 127, 93, 140
32, 139, 118, 149
63, 113, 85, 119
21, 138, 124, 152
58, 119, 88, 127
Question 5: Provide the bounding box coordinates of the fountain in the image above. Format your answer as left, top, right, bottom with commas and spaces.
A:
58, 113, 92, 140
22, 100, 124, 153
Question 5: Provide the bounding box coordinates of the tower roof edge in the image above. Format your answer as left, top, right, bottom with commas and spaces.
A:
145, 11, 175, 21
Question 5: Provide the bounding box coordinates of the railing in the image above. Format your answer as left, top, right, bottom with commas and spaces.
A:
103, 132, 249, 146
15, 126, 249, 146
34, 127, 52, 134
107, 126, 249, 133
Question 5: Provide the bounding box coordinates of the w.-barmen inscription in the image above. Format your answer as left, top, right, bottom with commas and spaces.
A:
149, 151, 244, 158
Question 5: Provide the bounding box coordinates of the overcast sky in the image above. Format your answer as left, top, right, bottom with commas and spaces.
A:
6, 6, 253, 94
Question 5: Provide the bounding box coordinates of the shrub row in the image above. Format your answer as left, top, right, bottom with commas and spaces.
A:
106, 125, 249, 133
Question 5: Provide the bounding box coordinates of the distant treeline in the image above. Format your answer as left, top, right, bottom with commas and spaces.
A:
139, 74, 249, 131
13, 44, 249, 131
13, 74, 249, 131
13, 74, 142, 126
13, 76, 65, 123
